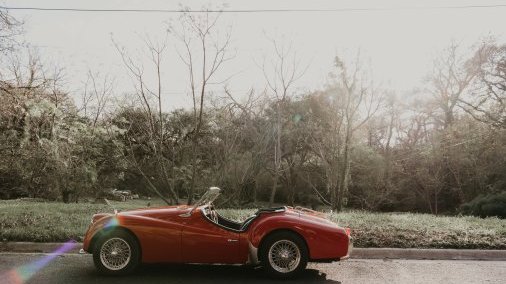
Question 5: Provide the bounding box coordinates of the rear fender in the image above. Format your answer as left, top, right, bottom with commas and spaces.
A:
248, 215, 314, 253
248, 214, 349, 260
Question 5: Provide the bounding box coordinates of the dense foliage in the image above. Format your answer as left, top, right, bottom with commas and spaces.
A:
461, 192, 506, 218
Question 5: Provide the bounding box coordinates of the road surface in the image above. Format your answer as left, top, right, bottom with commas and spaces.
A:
0, 253, 505, 284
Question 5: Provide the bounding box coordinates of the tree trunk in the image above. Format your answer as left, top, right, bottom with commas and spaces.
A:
269, 171, 279, 207
62, 190, 70, 203
187, 150, 197, 205
327, 163, 338, 211
337, 126, 351, 211
269, 103, 282, 207
253, 181, 258, 204
330, 184, 338, 211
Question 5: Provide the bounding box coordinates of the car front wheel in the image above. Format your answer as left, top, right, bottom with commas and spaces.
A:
260, 231, 308, 278
93, 230, 140, 275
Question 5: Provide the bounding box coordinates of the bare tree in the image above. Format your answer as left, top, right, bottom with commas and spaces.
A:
260, 37, 308, 206
210, 90, 271, 205
0, 9, 23, 93
428, 42, 481, 129
395, 103, 445, 214
0, 9, 22, 55
359, 92, 402, 210
80, 70, 114, 127
460, 43, 506, 128
172, 8, 233, 204
113, 34, 178, 205
309, 53, 382, 211
425, 42, 486, 208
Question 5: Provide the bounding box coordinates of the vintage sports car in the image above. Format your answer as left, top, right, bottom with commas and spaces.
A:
81, 187, 352, 278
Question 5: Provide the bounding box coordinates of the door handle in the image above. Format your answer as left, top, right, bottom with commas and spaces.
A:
227, 239, 239, 242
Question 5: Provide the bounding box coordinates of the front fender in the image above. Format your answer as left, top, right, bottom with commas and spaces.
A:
83, 213, 183, 263
82, 213, 115, 252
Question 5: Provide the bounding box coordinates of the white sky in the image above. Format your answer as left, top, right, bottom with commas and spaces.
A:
4, 0, 506, 110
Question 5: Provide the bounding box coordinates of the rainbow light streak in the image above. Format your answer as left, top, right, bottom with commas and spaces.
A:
104, 216, 119, 229
1, 241, 78, 284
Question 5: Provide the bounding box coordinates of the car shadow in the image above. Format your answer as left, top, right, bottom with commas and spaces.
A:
83, 264, 341, 284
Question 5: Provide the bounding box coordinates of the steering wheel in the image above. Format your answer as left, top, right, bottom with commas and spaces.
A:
208, 205, 219, 223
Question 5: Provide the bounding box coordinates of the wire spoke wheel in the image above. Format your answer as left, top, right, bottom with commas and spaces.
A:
99, 237, 132, 271
268, 240, 301, 273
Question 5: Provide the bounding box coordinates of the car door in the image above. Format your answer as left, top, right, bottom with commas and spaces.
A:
181, 209, 241, 264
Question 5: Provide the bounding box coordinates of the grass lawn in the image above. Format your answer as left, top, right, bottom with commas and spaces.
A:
1, 199, 505, 249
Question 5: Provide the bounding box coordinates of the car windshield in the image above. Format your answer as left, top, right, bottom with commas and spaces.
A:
192, 187, 221, 208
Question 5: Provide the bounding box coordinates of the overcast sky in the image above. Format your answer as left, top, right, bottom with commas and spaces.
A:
4, 0, 506, 110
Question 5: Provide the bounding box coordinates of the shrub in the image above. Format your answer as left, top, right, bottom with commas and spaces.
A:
460, 192, 506, 218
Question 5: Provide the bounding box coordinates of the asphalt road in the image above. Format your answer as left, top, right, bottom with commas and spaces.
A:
0, 253, 505, 284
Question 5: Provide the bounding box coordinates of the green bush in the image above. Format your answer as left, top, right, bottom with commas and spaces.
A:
461, 192, 506, 218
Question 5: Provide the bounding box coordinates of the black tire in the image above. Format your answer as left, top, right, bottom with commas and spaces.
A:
259, 231, 308, 278
93, 229, 140, 275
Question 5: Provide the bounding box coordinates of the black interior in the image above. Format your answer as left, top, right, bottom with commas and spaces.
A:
255, 207, 286, 213
202, 205, 286, 232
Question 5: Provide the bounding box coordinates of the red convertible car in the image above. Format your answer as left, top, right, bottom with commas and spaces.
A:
82, 187, 352, 278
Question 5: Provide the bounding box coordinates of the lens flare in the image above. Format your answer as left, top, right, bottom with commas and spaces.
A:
293, 113, 302, 123
104, 216, 119, 228
1, 241, 78, 284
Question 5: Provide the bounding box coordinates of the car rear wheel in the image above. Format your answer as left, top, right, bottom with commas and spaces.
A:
260, 231, 308, 278
93, 230, 140, 275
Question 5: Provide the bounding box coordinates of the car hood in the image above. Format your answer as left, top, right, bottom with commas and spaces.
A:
118, 205, 191, 219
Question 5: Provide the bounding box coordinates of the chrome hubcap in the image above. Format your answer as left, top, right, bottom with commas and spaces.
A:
99, 237, 131, 271
268, 240, 301, 273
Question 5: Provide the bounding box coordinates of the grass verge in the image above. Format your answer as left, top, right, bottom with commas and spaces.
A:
0, 199, 504, 249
